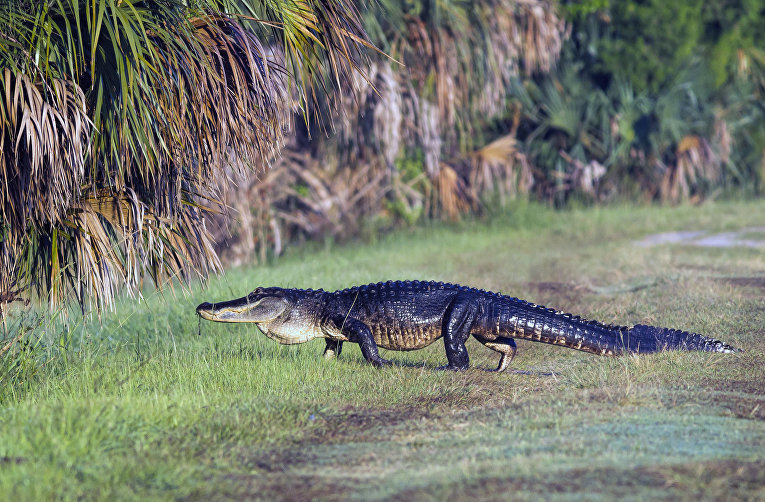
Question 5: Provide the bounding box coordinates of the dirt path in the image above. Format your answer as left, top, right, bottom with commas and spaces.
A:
636, 227, 765, 249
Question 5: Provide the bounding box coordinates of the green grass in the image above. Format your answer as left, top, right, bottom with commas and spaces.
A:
1, 200, 764, 500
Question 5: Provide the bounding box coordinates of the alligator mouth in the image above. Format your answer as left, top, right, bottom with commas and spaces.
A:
196, 302, 218, 321
196, 298, 256, 322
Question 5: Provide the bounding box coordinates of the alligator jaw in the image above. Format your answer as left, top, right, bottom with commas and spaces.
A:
196, 302, 218, 321
196, 298, 254, 323
195, 298, 252, 322
196, 294, 289, 323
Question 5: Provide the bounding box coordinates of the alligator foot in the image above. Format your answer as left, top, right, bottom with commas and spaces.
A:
486, 355, 513, 373
475, 336, 517, 373
370, 357, 392, 368
323, 339, 343, 360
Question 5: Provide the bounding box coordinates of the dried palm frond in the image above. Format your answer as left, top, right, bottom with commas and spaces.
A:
0, 70, 91, 231
469, 135, 533, 205
357, 0, 563, 215
209, 0, 568, 263
277, 152, 390, 237
207, 164, 286, 267
432, 163, 477, 221
210, 149, 395, 263
713, 115, 731, 166
337, 61, 404, 168
659, 135, 721, 203
11, 188, 220, 310
556, 150, 606, 197
0, 230, 27, 317
310, 0, 565, 176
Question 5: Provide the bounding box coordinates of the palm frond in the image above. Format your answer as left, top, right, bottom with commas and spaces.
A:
0, 0, 375, 312
0, 69, 91, 230
226, 0, 373, 122
469, 134, 533, 205
330, 0, 565, 215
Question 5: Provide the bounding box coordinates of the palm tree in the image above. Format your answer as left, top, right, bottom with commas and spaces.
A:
0, 0, 372, 313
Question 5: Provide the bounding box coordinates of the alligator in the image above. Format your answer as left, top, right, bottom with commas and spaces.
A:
195, 280, 738, 371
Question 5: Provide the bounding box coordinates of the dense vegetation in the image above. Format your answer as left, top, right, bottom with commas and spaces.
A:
0, 0, 371, 312
214, 0, 765, 264
213, 0, 567, 264
3, 1, 762, 308
527, 0, 765, 204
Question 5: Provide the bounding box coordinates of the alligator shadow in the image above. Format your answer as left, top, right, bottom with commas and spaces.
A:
508, 369, 556, 377
389, 359, 555, 377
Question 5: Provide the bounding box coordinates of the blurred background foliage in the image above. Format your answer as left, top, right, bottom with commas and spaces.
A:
213, 0, 765, 266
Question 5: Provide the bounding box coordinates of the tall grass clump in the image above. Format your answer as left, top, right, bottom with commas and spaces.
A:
0, 310, 68, 403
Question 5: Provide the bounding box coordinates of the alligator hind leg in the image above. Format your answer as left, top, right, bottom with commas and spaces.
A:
323, 339, 343, 360
475, 335, 517, 372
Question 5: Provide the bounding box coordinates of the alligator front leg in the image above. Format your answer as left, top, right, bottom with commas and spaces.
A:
323, 339, 343, 360
438, 294, 479, 371
331, 316, 391, 368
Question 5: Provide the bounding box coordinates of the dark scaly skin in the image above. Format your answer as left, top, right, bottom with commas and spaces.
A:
196, 280, 739, 371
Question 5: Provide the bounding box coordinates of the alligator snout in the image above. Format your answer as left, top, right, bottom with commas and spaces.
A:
196, 302, 214, 317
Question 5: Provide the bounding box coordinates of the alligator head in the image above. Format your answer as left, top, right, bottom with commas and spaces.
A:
196, 287, 290, 323
196, 287, 322, 344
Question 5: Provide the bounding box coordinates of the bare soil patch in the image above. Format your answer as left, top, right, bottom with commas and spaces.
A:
189, 473, 350, 502
717, 276, 765, 295
395, 459, 765, 501
636, 227, 765, 249
517, 281, 593, 305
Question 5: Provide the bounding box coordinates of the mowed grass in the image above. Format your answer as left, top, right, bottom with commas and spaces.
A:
1, 200, 764, 500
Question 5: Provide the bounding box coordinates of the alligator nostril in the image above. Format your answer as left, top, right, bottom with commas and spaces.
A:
196, 302, 213, 314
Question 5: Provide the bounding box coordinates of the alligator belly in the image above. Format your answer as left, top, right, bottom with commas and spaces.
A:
372, 323, 442, 351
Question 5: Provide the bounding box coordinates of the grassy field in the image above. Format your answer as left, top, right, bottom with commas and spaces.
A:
1, 201, 764, 500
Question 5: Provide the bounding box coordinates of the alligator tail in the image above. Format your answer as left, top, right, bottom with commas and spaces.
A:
494, 297, 739, 355
621, 324, 738, 354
